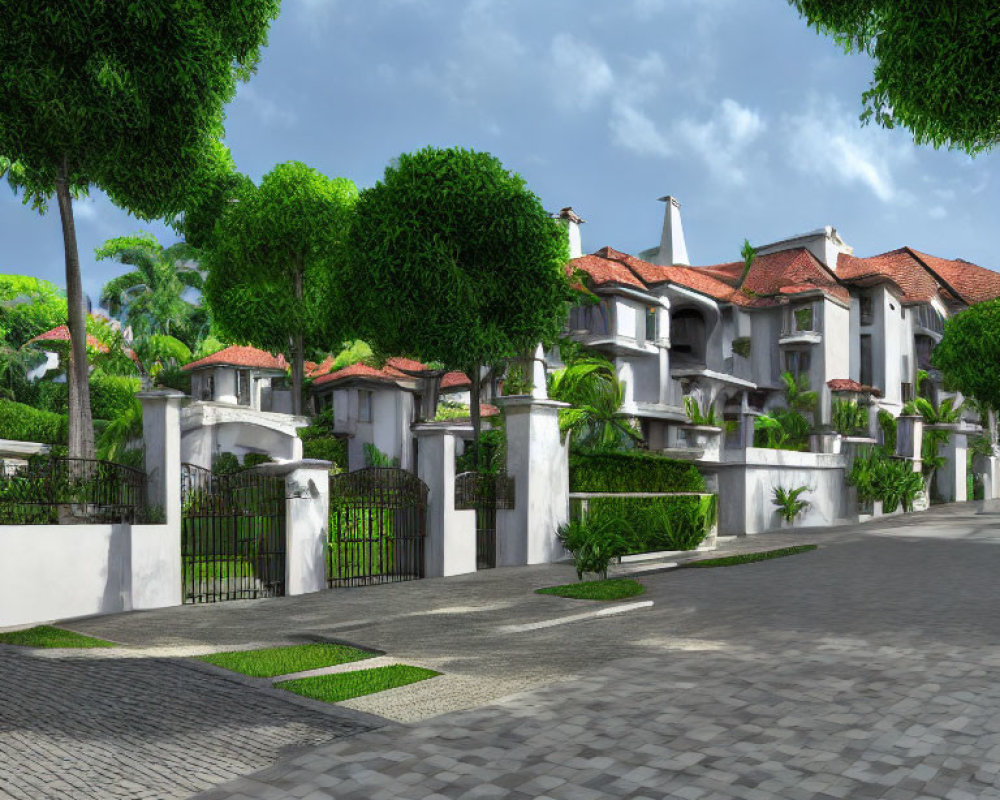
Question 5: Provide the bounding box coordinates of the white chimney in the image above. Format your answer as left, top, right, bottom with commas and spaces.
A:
652, 195, 689, 266
557, 207, 585, 259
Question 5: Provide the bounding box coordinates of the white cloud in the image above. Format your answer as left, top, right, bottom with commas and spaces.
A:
783, 96, 915, 204
549, 34, 614, 111
235, 85, 298, 128
675, 98, 766, 184
610, 101, 672, 158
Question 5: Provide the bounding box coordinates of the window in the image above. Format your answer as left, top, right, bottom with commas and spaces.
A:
200, 374, 214, 402
915, 335, 935, 370
568, 304, 588, 332
670, 309, 706, 362
793, 305, 813, 332
860, 335, 873, 387
645, 307, 657, 342
914, 304, 944, 334
359, 390, 373, 423
237, 370, 251, 406
859, 295, 874, 326
901, 382, 914, 403
784, 350, 811, 378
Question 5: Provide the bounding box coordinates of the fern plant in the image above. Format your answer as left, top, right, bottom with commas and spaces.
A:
683, 396, 719, 426
832, 399, 869, 436
772, 485, 810, 523
557, 508, 630, 580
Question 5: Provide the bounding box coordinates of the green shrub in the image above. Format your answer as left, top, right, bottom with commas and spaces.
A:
363, 442, 399, 467
34, 381, 68, 414
569, 451, 705, 493
878, 409, 897, 451
456, 428, 506, 474
0, 399, 68, 444
832, 399, 869, 437
772, 485, 810, 522
574, 495, 715, 554
89, 372, 141, 421
212, 451, 241, 475
556, 508, 630, 580
847, 446, 924, 513
242, 452, 274, 470
302, 435, 347, 468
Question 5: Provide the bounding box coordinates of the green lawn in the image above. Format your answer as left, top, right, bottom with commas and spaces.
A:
685, 545, 817, 568
536, 578, 646, 601
0, 625, 115, 648
276, 665, 439, 703
197, 642, 377, 678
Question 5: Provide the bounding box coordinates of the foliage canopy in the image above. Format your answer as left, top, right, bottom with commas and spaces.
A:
932, 299, 1000, 410
788, 0, 1000, 154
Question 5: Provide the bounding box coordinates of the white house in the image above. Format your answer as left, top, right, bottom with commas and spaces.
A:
180, 345, 306, 468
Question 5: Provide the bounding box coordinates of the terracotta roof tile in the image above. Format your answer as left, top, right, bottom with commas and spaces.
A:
385, 357, 428, 373
183, 345, 287, 372
441, 372, 471, 390
572, 251, 647, 290
909, 249, 1000, 305
836, 248, 944, 303
28, 325, 109, 353
828, 378, 882, 397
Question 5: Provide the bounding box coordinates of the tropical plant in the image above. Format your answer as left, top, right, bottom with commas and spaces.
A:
684, 395, 719, 426
787, 1, 1000, 154
781, 371, 818, 415
738, 238, 756, 289
363, 443, 399, 468
0, 1, 280, 459
847, 446, 924, 513
0, 275, 67, 349
97, 234, 206, 348
772, 485, 811, 523
878, 409, 898, 451
549, 357, 642, 450
557, 509, 630, 581
204, 162, 358, 416
832, 399, 869, 436
96, 398, 143, 464
754, 413, 789, 449
0, 337, 45, 402
641, 495, 717, 551
343, 146, 573, 465
903, 393, 964, 478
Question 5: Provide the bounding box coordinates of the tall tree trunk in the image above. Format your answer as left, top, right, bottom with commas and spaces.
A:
55, 159, 95, 460
469, 366, 482, 471
291, 262, 304, 416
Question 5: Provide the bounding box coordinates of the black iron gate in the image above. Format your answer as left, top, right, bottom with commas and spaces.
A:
328, 467, 428, 587
455, 471, 515, 569
181, 463, 286, 603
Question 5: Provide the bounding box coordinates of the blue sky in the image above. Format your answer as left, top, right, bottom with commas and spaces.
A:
2, 0, 998, 304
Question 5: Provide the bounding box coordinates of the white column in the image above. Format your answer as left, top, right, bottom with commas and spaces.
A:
134, 390, 185, 610
496, 397, 570, 566
936, 429, 968, 503
414, 424, 476, 577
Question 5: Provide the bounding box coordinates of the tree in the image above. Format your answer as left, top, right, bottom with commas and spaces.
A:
97, 234, 205, 348
0, 275, 67, 349
344, 147, 573, 457
933, 300, 1000, 409
0, 1, 280, 459
204, 162, 359, 416
788, 1, 1000, 154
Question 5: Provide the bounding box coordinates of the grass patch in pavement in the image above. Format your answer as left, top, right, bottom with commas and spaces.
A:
0, 625, 115, 648
536, 577, 645, 601
198, 642, 376, 678
685, 545, 817, 568
276, 665, 439, 703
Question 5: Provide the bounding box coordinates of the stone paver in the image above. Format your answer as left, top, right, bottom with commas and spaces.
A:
7, 501, 1000, 799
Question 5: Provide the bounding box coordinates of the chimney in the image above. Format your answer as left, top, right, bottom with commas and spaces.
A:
652, 195, 689, 266
557, 207, 585, 259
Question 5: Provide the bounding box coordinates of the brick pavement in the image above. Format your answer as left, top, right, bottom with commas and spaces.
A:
7, 502, 1000, 799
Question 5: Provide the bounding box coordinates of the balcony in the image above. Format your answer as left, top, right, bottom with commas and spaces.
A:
778, 328, 822, 346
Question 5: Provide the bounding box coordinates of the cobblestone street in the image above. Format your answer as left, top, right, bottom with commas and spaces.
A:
5, 503, 1000, 799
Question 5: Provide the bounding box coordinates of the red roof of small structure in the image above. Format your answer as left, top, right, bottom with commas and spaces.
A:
441, 372, 472, 390
827, 378, 882, 397
182, 345, 287, 372
28, 325, 109, 353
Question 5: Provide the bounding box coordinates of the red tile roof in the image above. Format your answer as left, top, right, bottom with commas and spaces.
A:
909, 249, 1000, 305
836, 248, 945, 303
28, 325, 109, 353
827, 379, 882, 397
305, 356, 335, 378
311, 362, 397, 387
183, 345, 287, 372
441, 372, 472, 390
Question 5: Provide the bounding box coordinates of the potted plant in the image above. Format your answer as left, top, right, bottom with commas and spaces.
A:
772, 485, 810, 527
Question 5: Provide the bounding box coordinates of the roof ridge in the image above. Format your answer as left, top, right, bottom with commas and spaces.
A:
903, 246, 967, 305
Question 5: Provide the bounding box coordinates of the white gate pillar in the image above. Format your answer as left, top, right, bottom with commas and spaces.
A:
496, 397, 570, 566
935, 427, 968, 503
414, 424, 476, 577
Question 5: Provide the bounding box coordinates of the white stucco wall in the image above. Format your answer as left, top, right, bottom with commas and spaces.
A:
821, 300, 851, 422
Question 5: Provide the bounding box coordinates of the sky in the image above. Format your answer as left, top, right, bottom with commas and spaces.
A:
2, 0, 999, 306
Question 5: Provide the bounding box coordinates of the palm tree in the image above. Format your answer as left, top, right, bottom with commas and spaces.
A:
97, 233, 206, 348
548, 356, 642, 450
780, 371, 818, 415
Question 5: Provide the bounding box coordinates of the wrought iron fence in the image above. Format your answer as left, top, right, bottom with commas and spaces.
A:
328, 467, 428, 587
454, 471, 515, 569
181, 463, 286, 603
0, 457, 147, 524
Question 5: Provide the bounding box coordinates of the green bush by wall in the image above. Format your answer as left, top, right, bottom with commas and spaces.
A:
0, 399, 68, 444
569, 451, 706, 493
571, 494, 716, 554
89, 373, 142, 421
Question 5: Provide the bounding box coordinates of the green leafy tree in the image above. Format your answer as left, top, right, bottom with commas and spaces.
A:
781, 371, 818, 415
97, 233, 206, 348
344, 147, 572, 458
788, 1, 1000, 154
204, 162, 358, 416
548, 357, 642, 450
0, 0, 280, 459
932, 299, 1000, 410
0, 275, 67, 349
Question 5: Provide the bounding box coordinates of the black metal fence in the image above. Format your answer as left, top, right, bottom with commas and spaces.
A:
454, 471, 515, 569
0, 457, 146, 524
181, 463, 286, 603
328, 467, 428, 587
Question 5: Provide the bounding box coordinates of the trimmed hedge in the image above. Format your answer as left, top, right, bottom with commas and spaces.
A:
0, 399, 68, 444
569, 451, 706, 493
572, 495, 716, 554
90, 373, 141, 421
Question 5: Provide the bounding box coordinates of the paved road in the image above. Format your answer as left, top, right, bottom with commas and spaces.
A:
5, 503, 1000, 799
